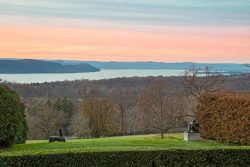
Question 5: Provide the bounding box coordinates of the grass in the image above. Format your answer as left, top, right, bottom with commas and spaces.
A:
0, 133, 249, 157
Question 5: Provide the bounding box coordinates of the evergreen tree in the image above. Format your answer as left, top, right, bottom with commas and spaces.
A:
0, 85, 27, 146
54, 97, 74, 136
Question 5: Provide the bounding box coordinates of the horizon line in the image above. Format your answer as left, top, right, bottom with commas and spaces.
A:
0, 57, 249, 65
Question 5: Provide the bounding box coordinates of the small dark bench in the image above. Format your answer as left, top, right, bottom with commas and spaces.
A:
49, 136, 66, 142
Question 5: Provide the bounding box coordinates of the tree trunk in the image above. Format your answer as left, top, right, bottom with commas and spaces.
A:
121, 111, 126, 135
160, 132, 164, 139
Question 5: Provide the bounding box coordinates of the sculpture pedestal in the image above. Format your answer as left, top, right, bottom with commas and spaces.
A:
184, 132, 200, 141
49, 136, 66, 142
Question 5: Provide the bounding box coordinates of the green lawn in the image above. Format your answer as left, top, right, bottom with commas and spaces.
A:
0, 133, 249, 157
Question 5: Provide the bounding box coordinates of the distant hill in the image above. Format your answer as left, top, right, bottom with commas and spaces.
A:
0, 59, 249, 73
0, 59, 100, 73
50, 60, 250, 73
85, 62, 250, 72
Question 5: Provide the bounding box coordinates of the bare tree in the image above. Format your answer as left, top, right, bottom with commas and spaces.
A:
182, 66, 222, 117
26, 100, 64, 139
109, 88, 135, 135
139, 81, 185, 139
80, 96, 117, 138
126, 106, 139, 135
71, 111, 91, 138
182, 66, 221, 98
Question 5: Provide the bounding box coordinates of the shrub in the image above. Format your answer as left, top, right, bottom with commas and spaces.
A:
196, 94, 250, 145
0, 150, 249, 167
0, 85, 27, 146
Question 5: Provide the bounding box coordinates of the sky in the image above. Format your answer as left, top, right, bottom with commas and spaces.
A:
0, 0, 249, 63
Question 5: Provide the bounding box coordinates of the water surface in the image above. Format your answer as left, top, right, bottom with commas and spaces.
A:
0, 69, 184, 84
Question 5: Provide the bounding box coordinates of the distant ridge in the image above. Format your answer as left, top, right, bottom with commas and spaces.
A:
85, 61, 249, 71
0, 58, 249, 73
0, 59, 100, 73
50, 60, 250, 73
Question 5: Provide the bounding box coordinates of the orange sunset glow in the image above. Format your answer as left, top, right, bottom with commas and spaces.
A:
1, 25, 249, 63
0, 0, 249, 63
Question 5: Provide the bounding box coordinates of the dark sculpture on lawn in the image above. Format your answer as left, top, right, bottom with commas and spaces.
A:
187, 119, 199, 133
59, 129, 63, 137
49, 129, 66, 142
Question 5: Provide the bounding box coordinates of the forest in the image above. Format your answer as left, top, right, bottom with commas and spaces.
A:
5, 71, 250, 139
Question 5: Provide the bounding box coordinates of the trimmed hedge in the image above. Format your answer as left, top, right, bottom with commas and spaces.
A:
0, 85, 27, 146
197, 94, 250, 145
0, 150, 249, 167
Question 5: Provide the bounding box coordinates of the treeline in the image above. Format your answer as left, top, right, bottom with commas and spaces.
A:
5, 73, 250, 139
24, 79, 187, 139
9, 74, 250, 100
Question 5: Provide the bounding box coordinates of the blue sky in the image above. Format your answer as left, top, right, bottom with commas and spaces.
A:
0, 0, 249, 26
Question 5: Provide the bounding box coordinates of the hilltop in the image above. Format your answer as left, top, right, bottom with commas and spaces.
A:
0, 59, 100, 73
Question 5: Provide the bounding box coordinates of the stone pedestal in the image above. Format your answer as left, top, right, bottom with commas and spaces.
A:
184, 132, 200, 141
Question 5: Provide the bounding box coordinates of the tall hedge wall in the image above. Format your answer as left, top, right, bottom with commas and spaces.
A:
197, 94, 250, 145
0, 85, 27, 146
0, 150, 249, 167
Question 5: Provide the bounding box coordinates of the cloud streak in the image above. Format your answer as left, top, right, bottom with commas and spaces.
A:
0, 0, 249, 26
